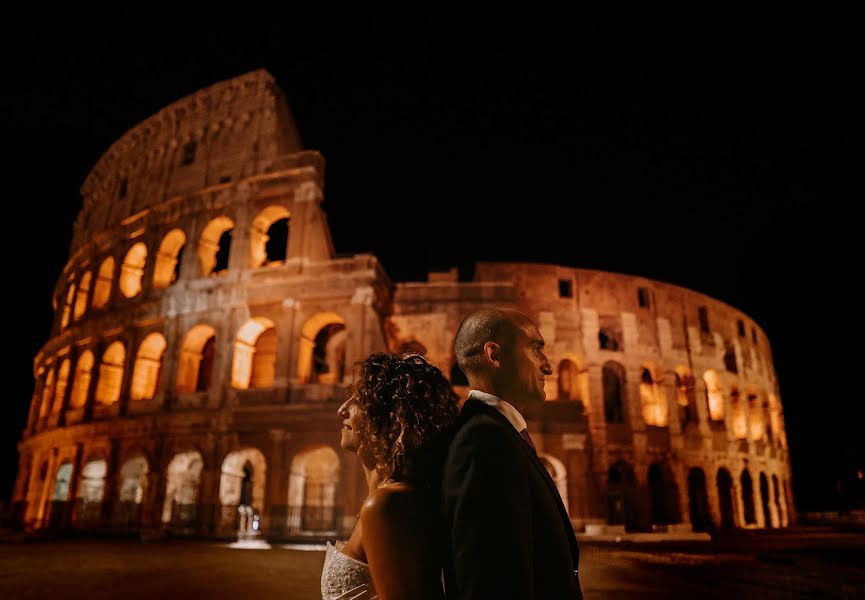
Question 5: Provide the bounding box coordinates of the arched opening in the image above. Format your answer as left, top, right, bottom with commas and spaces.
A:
95, 341, 126, 405
73, 272, 91, 320
219, 448, 267, 533
130, 333, 167, 401
748, 389, 765, 441
60, 280, 76, 330
51, 359, 71, 415
250, 205, 291, 267
717, 468, 736, 529
162, 451, 203, 527
39, 368, 56, 419
75, 459, 107, 526
674, 367, 698, 428
607, 460, 638, 530
703, 370, 725, 422
603, 361, 626, 423
176, 325, 217, 393
730, 385, 746, 439
639, 365, 668, 426
119, 242, 148, 298
768, 393, 787, 448
116, 454, 148, 529
687, 468, 711, 532
538, 453, 569, 512
69, 351, 95, 409
773, 474, 787, 527
153, 229, 186, 288
760, 472, 773, 527
648, 462, 679, 525
741, 468, 756, 525
198, 216, 234, 276
556, 356, 587, 411
47, 462, 74, 528
287, 446, 340, 534
92, 257, 115, 309
297, 313, 347, 384
231, 318, 277, 389
450, 363, 469, 386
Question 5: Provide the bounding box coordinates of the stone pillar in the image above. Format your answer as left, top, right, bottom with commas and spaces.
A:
100, 440, 121, 526
265, 429, 287, 537
118, 332, 139, 417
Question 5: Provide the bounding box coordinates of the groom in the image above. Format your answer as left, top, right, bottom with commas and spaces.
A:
441, 308, 582, 599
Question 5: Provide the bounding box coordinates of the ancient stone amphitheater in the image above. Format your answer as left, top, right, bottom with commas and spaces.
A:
10, 69, 793, 540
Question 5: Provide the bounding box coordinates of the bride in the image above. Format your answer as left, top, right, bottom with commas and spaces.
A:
321, 353, 459, 600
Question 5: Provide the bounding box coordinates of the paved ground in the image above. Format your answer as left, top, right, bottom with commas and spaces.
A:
1, 528, 863, 599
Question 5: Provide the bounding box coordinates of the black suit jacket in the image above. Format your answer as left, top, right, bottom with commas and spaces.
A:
441, 396, 582, 599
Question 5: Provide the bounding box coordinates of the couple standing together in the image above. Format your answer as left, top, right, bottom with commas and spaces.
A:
322, 308, 583, 599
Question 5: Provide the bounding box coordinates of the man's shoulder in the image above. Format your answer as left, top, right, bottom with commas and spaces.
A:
448, 402, 519, 453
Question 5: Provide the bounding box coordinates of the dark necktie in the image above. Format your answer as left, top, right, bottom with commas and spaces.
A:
519, 428, 536, 453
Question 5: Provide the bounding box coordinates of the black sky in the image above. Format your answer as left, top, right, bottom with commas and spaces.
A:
1, 27, 860, 512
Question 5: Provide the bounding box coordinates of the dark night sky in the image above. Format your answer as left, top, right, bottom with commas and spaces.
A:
1, 26, 860, 512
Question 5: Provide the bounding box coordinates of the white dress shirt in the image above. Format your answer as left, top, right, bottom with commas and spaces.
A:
468, 389, 527, 433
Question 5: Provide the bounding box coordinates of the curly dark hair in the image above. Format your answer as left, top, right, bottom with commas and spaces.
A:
350, 352, 459, 483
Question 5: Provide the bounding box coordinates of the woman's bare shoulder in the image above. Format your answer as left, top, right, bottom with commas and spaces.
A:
361, 482, 426, 524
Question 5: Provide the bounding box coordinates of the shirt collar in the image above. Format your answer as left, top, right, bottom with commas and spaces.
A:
468, 390, 527, 433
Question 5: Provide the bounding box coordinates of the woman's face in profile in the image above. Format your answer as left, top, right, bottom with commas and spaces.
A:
337, 394, 364, 453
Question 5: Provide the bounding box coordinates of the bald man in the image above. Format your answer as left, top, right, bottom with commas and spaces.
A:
441, 308, 582, 599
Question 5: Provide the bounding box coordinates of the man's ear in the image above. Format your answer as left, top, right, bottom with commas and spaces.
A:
483, 341, 501, 368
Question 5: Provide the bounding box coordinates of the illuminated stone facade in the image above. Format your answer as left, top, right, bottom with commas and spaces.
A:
11, 70, 794, 539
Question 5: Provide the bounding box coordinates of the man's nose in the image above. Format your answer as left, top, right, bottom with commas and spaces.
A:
541, 359, 553, 376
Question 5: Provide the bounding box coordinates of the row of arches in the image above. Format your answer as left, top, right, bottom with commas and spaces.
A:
29, 445, 345, 536
59, 207, 294, 330
33, 313, 348, 426
605, 461, 790, 531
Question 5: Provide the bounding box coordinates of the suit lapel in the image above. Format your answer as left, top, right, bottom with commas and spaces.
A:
462, 398, 580, 558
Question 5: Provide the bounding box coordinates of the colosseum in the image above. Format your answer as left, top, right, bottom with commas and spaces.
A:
10, 69, 794, 541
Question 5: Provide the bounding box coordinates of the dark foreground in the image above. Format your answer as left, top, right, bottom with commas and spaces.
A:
1, 528, 863, 599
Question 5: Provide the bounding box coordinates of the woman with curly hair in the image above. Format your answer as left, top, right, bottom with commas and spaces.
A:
321, 352, 459, 600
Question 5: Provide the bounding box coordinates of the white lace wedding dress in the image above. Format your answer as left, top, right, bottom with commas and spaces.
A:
321, 540, 378, 599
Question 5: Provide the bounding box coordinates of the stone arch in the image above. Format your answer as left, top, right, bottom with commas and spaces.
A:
747, 386, 766, 441
703, 370, 725, 422
115, 454, 148, 528
75, 458, 107, 525
52, 462, 74, 502
153, 228, 186, 288
741, 468, 757, 525
607, 460, 638, 530
730, 384, 746, 439
716, 467, 736, 529
119, 242, 148, 298
69, 350, 95, 409
51, 359, 71, 415
759, 472, 773, 527
250, 205, 291, 267
176, 324, 217, 393
648, 462, 680, 525
687, 467, 711, 532
73, 272, 92, 320
674, 366, 698, 427
556, 354, 588, 411
231, 317, 277, 389
60, 279, 76, 330
538, 453, 569, 511
639, 362, 668, 426
297, 313, 346, 384
287, 446, 340, 534
39, 367, 56, 419
95, 341, 126, 405
92, 257, 115, 309
773, 474, 788, 527
219, 448, 267, 512
602, 361, 626, 424
199, 216, 234, 276
162, 450, 203, 526
130, 333, 167, 401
